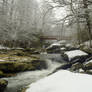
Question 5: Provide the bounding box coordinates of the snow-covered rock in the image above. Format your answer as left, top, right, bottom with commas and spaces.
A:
46, 43, 61, 54
83, 40, 92, 47
0, 79, 8, 92
60, 47, 66, 50
79, 68, 84, 72
56, 40, 66, 44
83, 59, 92, 71
47, 43, 61, 49
84, 60, 92, 65
65, 50, 88, 61
0, 59, 5, 62
0, 45, 10, 50
47, 40, 67, 49
26, 70, 92, 92
66, 43, 73, 47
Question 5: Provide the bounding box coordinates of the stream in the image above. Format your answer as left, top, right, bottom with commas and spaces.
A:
3, 54, 65, 92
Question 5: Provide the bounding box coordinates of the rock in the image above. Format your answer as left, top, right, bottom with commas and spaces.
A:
23, 48, 35, 52
70, 55, 90, 63
46, 45, 61, 54
23, 48, 40, 54
82, 59, 92, 74
80, 46, 92, 55
0, 71, 5, 78
61, 54, 69, 61
85, 70, 92, 74
46, 42, 62, 54
52, 63, 73, 74
79, 68, 84, 73
0, 70, 16, 78
0, 59, 47, 74
31, 51, 40, 54
83, 61, 92, 70
31, 60, 47, 70
70, 62, 83, 72
21, 88, 28, 92
85, 56, 92, 62
60, 47, 66, 51
66, 47, 78, 51
0, 79, 8, 92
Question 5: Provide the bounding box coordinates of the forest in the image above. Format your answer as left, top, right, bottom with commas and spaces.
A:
0, 0, 92, 48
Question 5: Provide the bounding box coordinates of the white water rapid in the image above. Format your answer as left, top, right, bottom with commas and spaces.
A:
3, 54, 64, 92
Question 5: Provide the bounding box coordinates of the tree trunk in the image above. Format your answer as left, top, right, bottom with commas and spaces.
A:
83, 0, 92, 47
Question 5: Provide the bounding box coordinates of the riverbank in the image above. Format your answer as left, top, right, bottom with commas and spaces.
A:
0, 48, 48, 92
0, 48, 47, 78
0, 41, 92, 92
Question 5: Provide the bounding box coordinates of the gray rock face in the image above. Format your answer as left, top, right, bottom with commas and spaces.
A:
0, 79, 8, 92
46, 45, 61, 54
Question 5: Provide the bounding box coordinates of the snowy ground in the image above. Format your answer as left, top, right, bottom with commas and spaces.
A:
26, 70, 92, 92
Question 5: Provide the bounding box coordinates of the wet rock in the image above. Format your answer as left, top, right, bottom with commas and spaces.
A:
46, 46, 61, 54
0, 70, 16, 78
71, 55, 90, 63
0, 59, 47, 75
20, 88, 26, 92
23, 48, 35, 52
80, 46, 92, 55
0, 79, 8, 92
83, 61, 92, 70
0, 71, 5, 78
84, 70, 92, 74
31, 60, 47, 70
81, 59, 92, 74
61, 54, 69, 61
31, 51, 40, 54
85, 56, 92, 62
79, 68, 84, 73
46, 43, 62, 54
52, 63, 73, 74
23, 48, 40, 54
60, 47, 66, 51
70, 62, 83, 72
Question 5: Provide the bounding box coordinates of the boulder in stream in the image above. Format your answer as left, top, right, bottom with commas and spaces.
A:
83, 59, 92, 74
0, 79, 8, 92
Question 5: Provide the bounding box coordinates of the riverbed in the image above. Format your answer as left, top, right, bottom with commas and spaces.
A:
3, 54, 64, 92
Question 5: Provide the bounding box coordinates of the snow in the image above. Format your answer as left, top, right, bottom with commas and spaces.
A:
88, 70, 92, 72
26, 70, 92, 92
79, 69, 84, 72
46, 40, 68, 50
0, 59, 5, 62
57, 40, 66, 44
83, 40, 92, 47
0, 45, 10, 50
47, 40, 67, 49
60, 47, 66, 50
65, 50, 88, 61
46, 43, 61, 49
66, 43, 73, 47
51, 43, 61, 46
84, 60, 92, 65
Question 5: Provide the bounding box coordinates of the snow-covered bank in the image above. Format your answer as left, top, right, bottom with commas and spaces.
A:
26, 70, 92, 92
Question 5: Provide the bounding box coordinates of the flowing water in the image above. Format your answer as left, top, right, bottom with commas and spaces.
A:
3, 54, 64, 92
